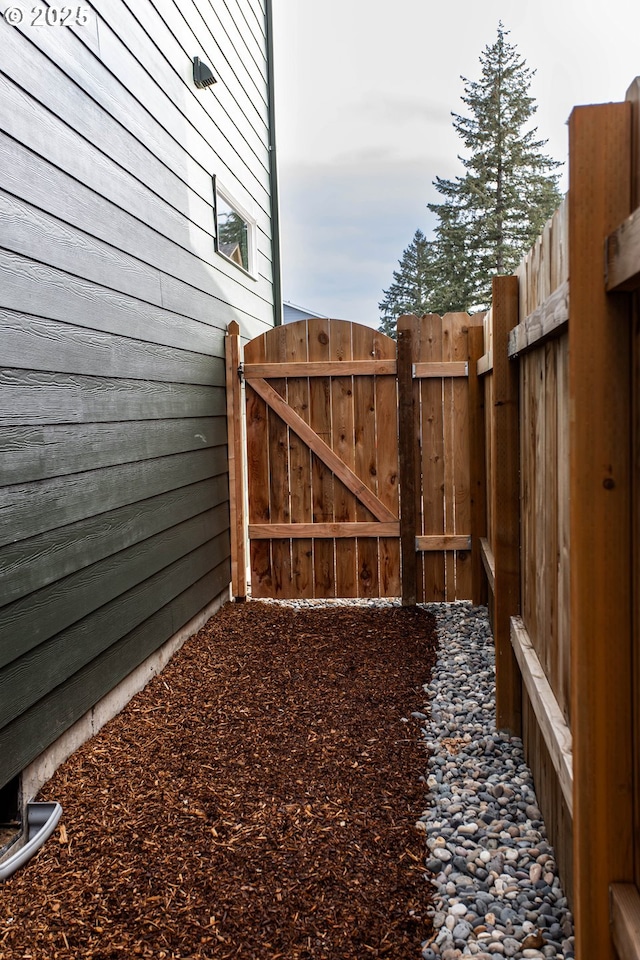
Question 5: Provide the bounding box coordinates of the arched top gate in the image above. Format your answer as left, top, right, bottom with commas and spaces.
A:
226, 314, 482, 602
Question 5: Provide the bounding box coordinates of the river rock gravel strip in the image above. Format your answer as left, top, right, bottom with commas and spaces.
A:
419, 602, 574, 960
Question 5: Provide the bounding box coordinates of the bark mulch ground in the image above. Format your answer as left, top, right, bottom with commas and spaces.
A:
0, 601, 438, 960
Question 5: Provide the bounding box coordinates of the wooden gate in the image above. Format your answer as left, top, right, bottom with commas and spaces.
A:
225, 314, 483, 602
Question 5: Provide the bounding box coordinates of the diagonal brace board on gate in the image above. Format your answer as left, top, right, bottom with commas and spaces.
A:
247, 377, 398, 525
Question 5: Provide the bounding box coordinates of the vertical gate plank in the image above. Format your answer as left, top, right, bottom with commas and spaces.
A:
245, 332, 273, 597
308, 318, 335, 597
352, 323, 380, 598
419, 315, 446, 602
331, 322, 358, 597
266, 325, 293, 598
373, 328, 401, 597
287, 322, 314, 598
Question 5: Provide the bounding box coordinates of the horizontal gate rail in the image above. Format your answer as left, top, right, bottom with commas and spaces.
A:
244, 360, 397, 378
249, 522, 400, 539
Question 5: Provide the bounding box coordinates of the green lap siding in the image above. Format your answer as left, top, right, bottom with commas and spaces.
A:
0, 0, 277, 789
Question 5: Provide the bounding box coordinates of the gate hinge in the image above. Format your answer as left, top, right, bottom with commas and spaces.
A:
237, 362, 244, 382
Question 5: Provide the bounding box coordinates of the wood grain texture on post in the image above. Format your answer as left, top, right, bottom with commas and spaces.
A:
490, 276, 522, 736
225, 321, 247, 600
397, 316, 417, 606
468, 324, 488, 606
568, 100, 633, 960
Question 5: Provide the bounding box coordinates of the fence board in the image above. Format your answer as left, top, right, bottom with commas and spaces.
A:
307, 318, 334, 597
442, 315, 456, 597
286, 322, 314, 598
469, 325, 487, 605
484, 368, 495, 582
451, 314, 473, 599
373, 329, 401, 597
244, 332, 272, 596
331, 321, 357, 597
417, 315, 446, 601
490, 276, 521, 735
352, 324, 379, 597
267, 326, 294, 598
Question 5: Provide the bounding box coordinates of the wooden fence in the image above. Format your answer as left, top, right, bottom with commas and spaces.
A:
474, 78, 640, 960
225, 77, 640, 958
226, 313, 483, 603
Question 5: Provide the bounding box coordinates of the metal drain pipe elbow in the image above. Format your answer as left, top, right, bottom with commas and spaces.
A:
0, 802, 63, 880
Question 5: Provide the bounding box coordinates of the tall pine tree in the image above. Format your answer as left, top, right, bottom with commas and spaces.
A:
379, 24, 562, 331
428, 23, 562, 310
378, 230, 439, 338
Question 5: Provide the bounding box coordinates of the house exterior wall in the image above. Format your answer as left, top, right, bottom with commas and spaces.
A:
283, 303, 322, 324
0, 0, 278, 791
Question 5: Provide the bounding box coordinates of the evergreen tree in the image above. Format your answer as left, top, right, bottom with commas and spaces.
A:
378, 230, 439, 338
428, 23, 562, 310
379, 24, 563, 324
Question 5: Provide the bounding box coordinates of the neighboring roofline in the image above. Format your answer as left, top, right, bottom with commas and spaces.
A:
265, 0, 283, 327
283, 300, 325, 317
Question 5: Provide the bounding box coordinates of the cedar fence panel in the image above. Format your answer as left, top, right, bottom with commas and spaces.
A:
398, 312, 483, 604
472, 80, 640, 960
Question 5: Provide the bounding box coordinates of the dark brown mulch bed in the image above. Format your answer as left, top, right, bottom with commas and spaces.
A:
0, 601, 438, 960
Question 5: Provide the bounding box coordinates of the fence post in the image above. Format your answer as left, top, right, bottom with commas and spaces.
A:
468, 324, 488, 606
491, 276, 521, 735
397, 316, 417, 606
568, 101, 633, 960
225, 321, 247, 600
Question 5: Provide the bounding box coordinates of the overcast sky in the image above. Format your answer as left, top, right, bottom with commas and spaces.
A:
271, 0, 640, 327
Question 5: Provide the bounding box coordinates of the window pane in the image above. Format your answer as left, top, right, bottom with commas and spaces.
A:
216, 193, 249, 272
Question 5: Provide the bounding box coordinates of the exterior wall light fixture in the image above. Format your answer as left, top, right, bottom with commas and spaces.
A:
193, 56, 216, 89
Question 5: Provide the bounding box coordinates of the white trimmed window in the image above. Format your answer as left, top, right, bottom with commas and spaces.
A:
213, 178, 257, 277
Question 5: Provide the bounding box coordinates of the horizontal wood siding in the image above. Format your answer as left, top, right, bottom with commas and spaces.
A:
0, 0, 275, 788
